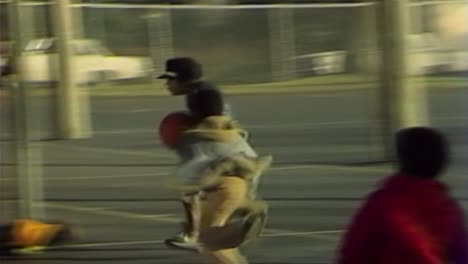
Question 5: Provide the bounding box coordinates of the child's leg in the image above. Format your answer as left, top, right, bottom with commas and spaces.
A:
203, 248, 248, 264
165, 193, 202, 249
199, 177, 248, 248
188, 193, 201, 239
181, 192, 201, 239
181, 197, 194, 235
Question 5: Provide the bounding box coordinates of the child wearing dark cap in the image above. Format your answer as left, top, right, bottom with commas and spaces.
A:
157, 57, 232, 117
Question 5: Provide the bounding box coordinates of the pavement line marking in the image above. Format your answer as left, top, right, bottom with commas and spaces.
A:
92, 120, 376, 134
39, 202, 179, 223
49, 228, 343, 250
246, 120, 374, 129
2, 163, 390, 182
271, 164, 390, 173
46, 172, 170, 181
128, 109, 155, 113
39, 202, 343, 240
264, 229, 344, 238
47, 143, 173, 159
94, 128, 153, 135
80, 115, 468, 135
50, 239, 165, 249
1, 172, 172, 182
300, 233, 342, 241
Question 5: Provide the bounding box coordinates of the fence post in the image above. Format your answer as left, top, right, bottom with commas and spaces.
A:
268, 7, 296, 82
378, 0, 429, 160
7, 0, 45, 220
52, 0, 92, 139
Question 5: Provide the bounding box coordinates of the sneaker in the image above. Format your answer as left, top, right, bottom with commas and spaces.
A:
164, 234, 202, 252
166, 232, 187, 243
241, 206, 268, 245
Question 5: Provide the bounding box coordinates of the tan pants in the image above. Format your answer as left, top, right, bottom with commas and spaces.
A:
199, 176, 250, 264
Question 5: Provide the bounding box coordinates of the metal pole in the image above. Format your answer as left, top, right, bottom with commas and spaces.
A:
7, 0, 44, 219
52, 0, 92, 139
378, 0, 429, 160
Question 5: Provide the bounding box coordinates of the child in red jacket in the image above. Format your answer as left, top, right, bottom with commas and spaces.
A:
337, 127, 468, 264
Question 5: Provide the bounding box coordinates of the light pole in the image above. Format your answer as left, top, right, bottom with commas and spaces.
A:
7, 0, 45, 220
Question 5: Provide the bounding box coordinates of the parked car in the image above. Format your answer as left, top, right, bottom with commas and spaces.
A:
291, 50, 346, 76
291, 34, 468, 76
20, 38, 152, 84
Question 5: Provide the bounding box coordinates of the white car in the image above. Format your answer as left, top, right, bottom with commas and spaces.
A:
291, 34, 468, 76
292, 51, 347, 75
20, 38, 152, 84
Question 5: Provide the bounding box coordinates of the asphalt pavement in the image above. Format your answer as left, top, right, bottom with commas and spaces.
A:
1, 88, 468, 263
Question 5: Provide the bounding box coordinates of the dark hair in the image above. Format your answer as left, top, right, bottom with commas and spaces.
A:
396, 127, 449, 178
187, 86, 223, 119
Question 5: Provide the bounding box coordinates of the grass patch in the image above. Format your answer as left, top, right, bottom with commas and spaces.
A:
1, 74, 466, 97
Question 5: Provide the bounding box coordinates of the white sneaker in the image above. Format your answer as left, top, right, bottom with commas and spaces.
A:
166, 232, 187, 242
165, 234, 202, 252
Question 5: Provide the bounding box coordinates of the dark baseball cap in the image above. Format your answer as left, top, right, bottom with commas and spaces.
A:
157, 57, 203, 82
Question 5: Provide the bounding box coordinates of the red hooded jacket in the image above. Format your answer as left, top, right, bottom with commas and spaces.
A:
337, 173, 468, 264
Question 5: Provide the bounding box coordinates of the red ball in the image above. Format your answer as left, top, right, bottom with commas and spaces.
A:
158, 111, 195, 148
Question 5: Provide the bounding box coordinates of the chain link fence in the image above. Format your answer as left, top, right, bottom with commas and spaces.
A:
2, 1, 466, 85
1, 2, 382, 85
76, 3, 379, 84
